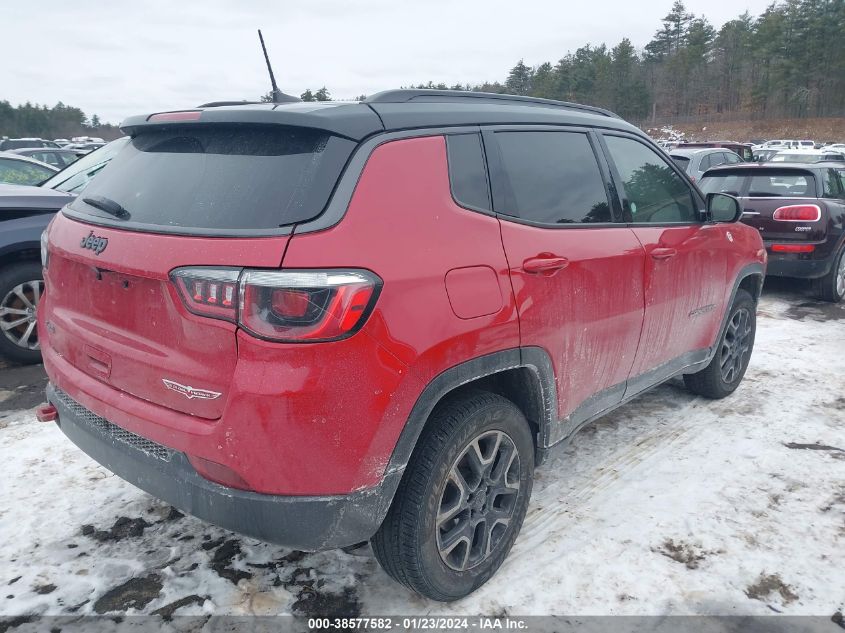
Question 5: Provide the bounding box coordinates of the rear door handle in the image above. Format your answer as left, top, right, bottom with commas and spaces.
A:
522, 255, 570, 274
651, 247, 678, 260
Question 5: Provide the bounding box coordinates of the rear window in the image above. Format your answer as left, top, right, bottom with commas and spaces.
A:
748, 173, 814, 197
670, 156, 690, 169
700, 171, 817, 197
67, 125, 355, 232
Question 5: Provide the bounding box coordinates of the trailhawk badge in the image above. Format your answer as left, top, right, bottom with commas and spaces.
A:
162, 379, 222, 400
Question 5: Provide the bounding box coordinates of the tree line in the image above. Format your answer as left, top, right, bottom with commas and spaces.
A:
405, 0, 845, 123
290, 0, 835, 123
0, 100, 122, 140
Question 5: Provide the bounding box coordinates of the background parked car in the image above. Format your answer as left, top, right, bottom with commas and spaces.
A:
0, 138, 60, 151
8, 148, 81, 169
700, 162, 845, 302
53, 139, 70, 147
669, 147, 743, 182
63, 141, 105, 154
674, 141, 753, 161
752, 148, 780, 162
0, 138, 127, 363
757, 140, 815, 151
0, 153, 58, 186
769, 149, 845, 164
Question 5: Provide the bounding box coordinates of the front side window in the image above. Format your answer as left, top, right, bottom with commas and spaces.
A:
604, 135, 697, 224
724, 152, 742, 164
494, 131, 611, 224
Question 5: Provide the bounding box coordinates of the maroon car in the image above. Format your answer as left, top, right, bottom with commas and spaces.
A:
700, 162, 845, 302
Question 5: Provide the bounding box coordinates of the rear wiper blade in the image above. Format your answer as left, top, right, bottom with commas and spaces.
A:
82, 195, 130, 220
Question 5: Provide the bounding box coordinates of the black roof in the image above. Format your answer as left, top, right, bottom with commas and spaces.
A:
121, 90, 638, 141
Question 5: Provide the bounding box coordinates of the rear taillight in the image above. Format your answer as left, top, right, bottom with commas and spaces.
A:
771, 244, 815, 253
772, 204, 821, 222
171, 268, 240, 321
239, 270, 380, 342
170, 267, 381, 342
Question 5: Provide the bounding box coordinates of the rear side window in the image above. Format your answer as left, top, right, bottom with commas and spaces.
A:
670, 156, 691, 170
446, 133, 490, 211
68, 126, 355, 232
604, 135, 697, 224
709, 153, 726, 168
493, 131, 611, 224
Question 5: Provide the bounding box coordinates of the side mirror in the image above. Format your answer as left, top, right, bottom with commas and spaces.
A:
706, 192, 742, 223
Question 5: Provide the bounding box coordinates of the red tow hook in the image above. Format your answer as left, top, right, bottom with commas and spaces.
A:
35, 403, 58, 423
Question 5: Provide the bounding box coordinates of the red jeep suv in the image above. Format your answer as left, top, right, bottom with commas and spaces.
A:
38, 90, 766, 601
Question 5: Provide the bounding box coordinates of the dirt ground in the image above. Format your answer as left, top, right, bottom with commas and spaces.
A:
642, 116, 845, 144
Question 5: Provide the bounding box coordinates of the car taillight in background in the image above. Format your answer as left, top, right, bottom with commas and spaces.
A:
772, 204, 821, 222
771, 244, 815, 253
170, 267, 381, 342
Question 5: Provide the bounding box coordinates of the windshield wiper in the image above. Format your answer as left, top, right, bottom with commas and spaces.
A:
81, 195, 130, 220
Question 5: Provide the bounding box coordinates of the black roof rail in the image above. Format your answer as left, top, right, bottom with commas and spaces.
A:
197, 100, 265, 108
365, 89, 619, 118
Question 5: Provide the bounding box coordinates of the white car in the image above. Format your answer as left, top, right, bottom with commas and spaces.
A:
769, 149, 845, 163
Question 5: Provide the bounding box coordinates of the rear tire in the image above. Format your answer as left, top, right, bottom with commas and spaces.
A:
0, 261, 44, 365
812, 245, 845, 303
683, 289, 756, 399
371, 391, 534, 601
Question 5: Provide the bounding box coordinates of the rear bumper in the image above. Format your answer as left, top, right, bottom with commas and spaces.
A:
47, 383, 398, 551
764, 244, 837, 279
765, 255, 831, 279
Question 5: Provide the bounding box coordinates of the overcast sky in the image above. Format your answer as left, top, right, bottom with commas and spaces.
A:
5, 0, 775, 125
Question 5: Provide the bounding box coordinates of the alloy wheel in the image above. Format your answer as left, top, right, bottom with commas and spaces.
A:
436, 430, 521, 571
836, 252, 845, 298
719, 307, 752, 383
0, 280, 43, 351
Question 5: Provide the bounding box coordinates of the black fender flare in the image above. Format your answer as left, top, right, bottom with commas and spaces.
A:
379, 347, 558, 502
703, 262, 765, 365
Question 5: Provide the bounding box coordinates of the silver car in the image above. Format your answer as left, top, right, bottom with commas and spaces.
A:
669, 148, 743, 183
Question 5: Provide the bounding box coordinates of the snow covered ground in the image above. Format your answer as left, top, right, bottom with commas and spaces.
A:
1, 281, 843, 619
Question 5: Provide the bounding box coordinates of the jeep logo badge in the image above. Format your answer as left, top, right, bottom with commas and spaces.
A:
80, 231, 108, 255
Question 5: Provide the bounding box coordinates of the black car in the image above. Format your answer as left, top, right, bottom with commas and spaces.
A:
0, 138, 127, 362
700, 162, 845, 302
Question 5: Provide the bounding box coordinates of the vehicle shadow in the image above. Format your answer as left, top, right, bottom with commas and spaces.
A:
761, 276, 844, 322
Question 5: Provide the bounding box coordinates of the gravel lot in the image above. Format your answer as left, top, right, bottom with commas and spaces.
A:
1, 279, 843, 619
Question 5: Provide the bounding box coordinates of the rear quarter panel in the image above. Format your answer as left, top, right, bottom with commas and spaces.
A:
281, 135, 520, 488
